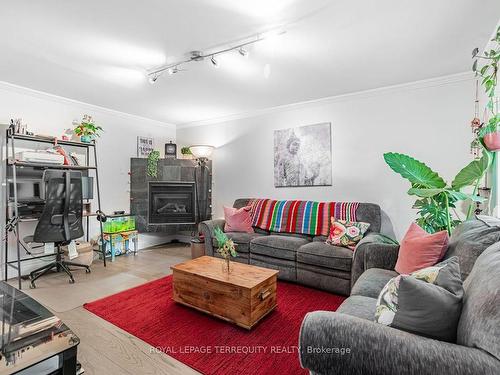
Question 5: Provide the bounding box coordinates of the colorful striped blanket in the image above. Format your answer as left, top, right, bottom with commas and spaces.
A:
248, 199, 359, 236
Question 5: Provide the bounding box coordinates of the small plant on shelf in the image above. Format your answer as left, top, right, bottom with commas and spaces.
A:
74, 115, 103, 143
214, 227, 237, 273
181, 146, 192, 155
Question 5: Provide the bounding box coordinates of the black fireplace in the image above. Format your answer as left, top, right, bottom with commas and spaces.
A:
148, 182, 196, 225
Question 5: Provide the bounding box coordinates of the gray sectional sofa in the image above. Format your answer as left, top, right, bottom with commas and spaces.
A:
199, 198, 393, 295
299, 216, 500, 375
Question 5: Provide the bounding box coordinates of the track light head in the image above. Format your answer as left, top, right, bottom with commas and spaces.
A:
210, 55, 219, 68
238, 48, 249, 58
148, 73, 161, 84
167, 66, 180, 75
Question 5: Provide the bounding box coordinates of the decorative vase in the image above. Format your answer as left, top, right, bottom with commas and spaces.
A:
222, 257, 233, 274
80, 135, 93, 143
484, 132, 500, 151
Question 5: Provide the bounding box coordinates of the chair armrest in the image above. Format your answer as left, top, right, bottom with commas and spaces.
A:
198, 219, 225, 256
299, 311, 499, 375
351, 233, 400, 288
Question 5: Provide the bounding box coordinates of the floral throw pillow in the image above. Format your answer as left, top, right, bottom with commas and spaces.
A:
325, 218, 370, 250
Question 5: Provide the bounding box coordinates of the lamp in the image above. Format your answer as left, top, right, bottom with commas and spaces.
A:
189, 145, 214, 165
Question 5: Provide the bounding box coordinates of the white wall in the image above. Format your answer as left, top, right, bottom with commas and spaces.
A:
177, 73, 475, 240
0, 82, 176, 277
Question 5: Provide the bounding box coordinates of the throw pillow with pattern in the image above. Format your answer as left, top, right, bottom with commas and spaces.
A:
375, 256, 463, 342
325, 217, 370, 250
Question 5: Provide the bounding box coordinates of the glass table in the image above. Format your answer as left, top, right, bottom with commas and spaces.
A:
0, 282, 79, 374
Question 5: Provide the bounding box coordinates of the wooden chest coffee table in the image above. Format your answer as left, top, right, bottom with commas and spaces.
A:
171, 256, 279, 329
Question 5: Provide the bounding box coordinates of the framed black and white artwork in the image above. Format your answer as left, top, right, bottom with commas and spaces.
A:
137, 136, 154, 157
274, 122, 332, 187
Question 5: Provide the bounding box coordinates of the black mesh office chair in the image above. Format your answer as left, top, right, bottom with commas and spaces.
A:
29, 170, 90, 288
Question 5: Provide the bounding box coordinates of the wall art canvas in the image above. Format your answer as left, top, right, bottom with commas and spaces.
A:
137, 136, 154, 157
274, 122, 332, 187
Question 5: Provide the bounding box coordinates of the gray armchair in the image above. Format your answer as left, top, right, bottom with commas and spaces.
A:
299, 217, 500, 375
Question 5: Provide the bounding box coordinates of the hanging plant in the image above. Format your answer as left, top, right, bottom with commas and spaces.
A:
472, 26, 499, 149
147, 150, 160, 178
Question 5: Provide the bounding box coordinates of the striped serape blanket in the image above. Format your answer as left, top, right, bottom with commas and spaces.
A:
248, 199, 359, 237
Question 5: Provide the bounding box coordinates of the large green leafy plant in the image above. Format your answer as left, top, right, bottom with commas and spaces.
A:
384, 153, 489, 234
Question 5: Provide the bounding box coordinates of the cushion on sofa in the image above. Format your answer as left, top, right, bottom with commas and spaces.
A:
250, 235, 309, 260
457, 241, 500, 361
223, 206, 254, 233
375, 257, 463, 342
394, 223, 449, 274
351, 268, 399, 298
326, 218, 370, 250
297, 241, 353, 272
444, 215, 500, 280
337, 295, 377, 321
212, 232, 264, 253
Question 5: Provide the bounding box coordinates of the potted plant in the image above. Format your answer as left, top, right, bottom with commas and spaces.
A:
74, 115, 103, 143
384, 152, 489, 234
214, 227, 237, 273
473, 26, 499, 151
180, 146, 193, 159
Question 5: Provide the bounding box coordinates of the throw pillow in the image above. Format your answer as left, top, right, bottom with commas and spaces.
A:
394, 223, 449, 274
224, 206, 254, 233
375, 256, 463, 342
326, 218, 370, 250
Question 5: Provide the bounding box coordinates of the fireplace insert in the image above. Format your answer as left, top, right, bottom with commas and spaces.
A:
148, 182, 196, 224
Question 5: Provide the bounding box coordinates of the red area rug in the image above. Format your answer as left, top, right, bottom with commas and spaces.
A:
84, 275, 345, 375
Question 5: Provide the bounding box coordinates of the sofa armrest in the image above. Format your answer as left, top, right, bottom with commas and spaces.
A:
351, 233, 400, 287
198, 219, 225, 256
299, 311, 499, 375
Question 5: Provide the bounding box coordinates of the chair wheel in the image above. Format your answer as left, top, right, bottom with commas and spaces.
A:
69, 278, 75, 284
29, 282, 36, 289
85, 268, 91, 273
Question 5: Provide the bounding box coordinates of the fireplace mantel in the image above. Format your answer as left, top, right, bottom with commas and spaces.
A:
130, 158, 212, 233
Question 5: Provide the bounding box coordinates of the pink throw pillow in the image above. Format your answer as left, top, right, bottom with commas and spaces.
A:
395, 223, 449, 274
224, 206, 254, 233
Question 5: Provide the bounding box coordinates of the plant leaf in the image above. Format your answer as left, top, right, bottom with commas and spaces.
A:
447, 190, 484, 202
451, 155, 490, 190
384, 153, 446, 188
407, 188, 445, 198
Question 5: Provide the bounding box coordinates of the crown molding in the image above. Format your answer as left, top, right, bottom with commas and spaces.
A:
177, 71, 474, 129
0, 80, 176, 128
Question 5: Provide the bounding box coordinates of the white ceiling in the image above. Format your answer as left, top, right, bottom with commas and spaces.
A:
1, 1, 499, 126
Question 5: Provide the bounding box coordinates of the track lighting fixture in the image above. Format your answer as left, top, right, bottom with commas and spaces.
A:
210, 55, 219, 68
146, 28, 285, 82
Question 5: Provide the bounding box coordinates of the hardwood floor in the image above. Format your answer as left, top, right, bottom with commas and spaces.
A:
9, 243, 200, 375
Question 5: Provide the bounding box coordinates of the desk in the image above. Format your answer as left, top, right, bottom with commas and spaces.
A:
0, 282, 79, 374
